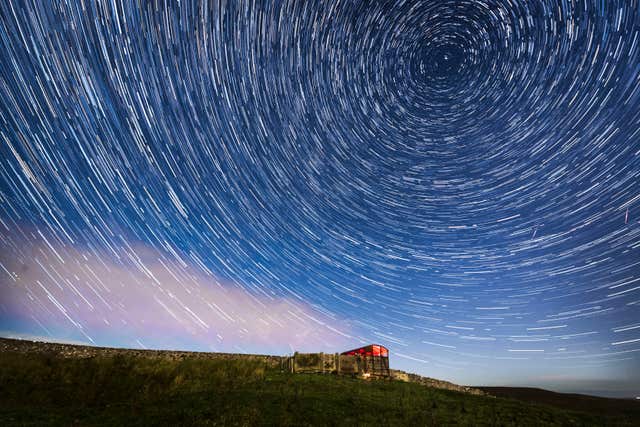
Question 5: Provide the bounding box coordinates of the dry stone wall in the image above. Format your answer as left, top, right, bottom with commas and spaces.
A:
391, 369, 485, 396
0, 337, 283, 367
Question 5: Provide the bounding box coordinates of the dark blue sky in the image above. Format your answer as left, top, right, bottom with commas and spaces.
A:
1, 0, 639, 397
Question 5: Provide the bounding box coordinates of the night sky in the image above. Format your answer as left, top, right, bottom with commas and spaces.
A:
1, 0, 639, 397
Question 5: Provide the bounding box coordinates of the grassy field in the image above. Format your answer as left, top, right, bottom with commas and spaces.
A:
0, 350, 638, 426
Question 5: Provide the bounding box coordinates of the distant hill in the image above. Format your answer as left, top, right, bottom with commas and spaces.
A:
479, 386, 639, 418
1, 337, 638, 426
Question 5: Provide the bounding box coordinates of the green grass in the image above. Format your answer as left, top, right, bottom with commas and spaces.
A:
0, 351, 636, 426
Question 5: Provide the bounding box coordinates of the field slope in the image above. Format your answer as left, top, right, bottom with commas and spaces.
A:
0, 339, 638, 426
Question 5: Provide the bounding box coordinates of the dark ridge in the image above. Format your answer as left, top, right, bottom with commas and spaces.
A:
478, 386, 640, 418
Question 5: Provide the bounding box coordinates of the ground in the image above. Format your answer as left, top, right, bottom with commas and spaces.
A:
1, 348, 639, 426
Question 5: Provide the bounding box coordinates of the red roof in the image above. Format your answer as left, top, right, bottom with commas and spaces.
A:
341, 344, 389, 357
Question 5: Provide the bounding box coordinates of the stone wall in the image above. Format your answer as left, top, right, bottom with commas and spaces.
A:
0, 337, 283, 367
390, 369, 485, 396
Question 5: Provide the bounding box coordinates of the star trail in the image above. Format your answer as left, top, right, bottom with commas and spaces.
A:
1, 0, 639, 396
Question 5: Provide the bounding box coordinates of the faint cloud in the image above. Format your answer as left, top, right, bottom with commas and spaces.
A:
0, 235, 355, 354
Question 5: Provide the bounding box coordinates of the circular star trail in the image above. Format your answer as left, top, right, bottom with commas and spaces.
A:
1, 1, 639, 391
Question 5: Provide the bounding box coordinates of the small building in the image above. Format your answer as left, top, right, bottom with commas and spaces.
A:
341, 344, 390, 378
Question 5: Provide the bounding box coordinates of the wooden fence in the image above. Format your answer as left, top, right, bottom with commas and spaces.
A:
281, 352, 389, 378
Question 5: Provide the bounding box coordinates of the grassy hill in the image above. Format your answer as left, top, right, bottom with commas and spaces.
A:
478, 387, 640, 418
1, 339, 638, 426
